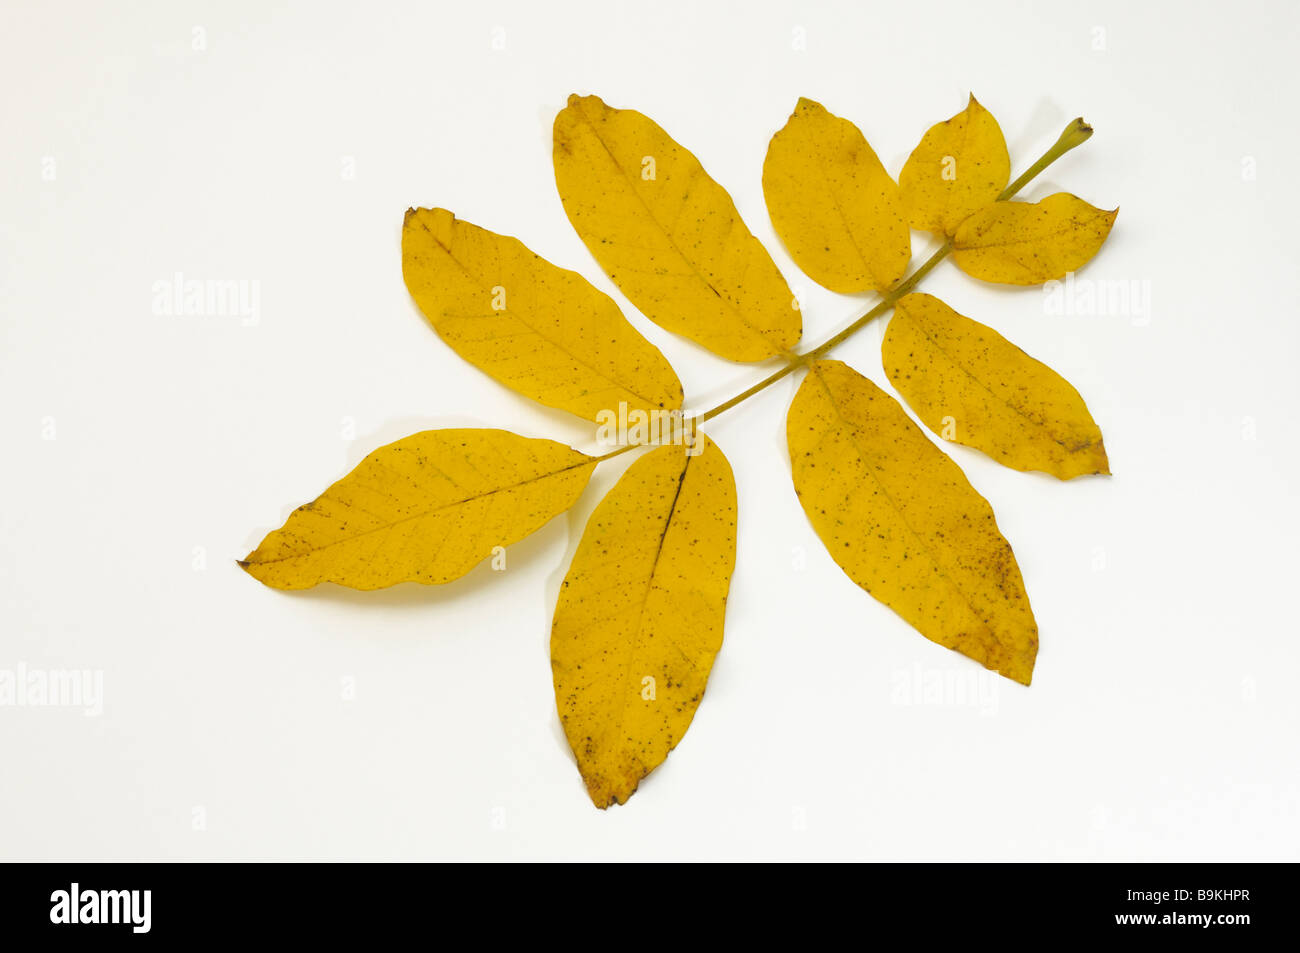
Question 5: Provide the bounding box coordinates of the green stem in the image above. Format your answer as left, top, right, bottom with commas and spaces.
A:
695, 116, 1093, 427
695, 240, 953, 426
999, 117, 1092, 201
593, 116, 1095, 459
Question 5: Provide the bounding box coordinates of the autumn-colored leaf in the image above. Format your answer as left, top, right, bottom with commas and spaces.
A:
401, 207, 682, 422
553, 93, 800, 362
787, 360, 1038, 684
762, 97, 911, 293
551, 436, 737, 807
952, 193, 1117, 285
245, 98, 1119, 808
884, 293, 1109, 479
899, 94, 1010, 236
241, 429, 596, 590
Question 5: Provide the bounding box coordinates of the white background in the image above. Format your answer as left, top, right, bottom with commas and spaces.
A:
2, 0, 1297, 861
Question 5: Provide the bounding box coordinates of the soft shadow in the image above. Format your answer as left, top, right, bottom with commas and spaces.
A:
1009, 97, 1068, 160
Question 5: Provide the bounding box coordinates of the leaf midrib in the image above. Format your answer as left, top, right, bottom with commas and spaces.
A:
418, 215, 672, 412
601, 451, 697, 766
565, 103, 786, 356
244, 452, 594, 566
902, 310, 1089, 455
806, 365, 1007, 649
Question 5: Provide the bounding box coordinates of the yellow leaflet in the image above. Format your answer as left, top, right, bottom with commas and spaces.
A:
787, 361, 1038, 684
885, 293, 1110, 480
241, 429, 595, 591
551, 436, 737, 807
899, 94, 1010, 236
553, 93, 800, 362
402, 208, 682, 422
952, 193, 1117, 285
762, 98, 911, 293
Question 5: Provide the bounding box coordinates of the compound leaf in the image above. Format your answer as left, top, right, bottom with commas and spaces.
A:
402, 207, 682, 422
899, 94, 1010, 236
952, 193, 1117, 285
551, 436, 737, 807
787, 360, 1038, 684
762, 97, 911, 293
553, 93, 800, 362
241, 429, 596, 591
884, 293, 1110, 479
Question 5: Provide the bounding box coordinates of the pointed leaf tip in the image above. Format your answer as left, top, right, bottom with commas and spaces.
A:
554, 95, 799, 361
885, 293, 1111, 480
952, 193, 1116, 285
787, 360, 1039, 684
402, 208, 683, 421
552, 436, 738, 807
899, 96, 1011, 236
243, 429, 597, 591
763, 99, 910, 293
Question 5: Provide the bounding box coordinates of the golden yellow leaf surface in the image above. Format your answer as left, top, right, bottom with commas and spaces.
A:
553, 93, 800, 362
241, 429, 596, 591
402, 208, 682, 422
787, 360, 1038, 684
952, 193, 1117, 285
762, 97, 911, 293
898, 95, 1010, 236
884, 293, 1110, 479
551, 436, 737, 807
